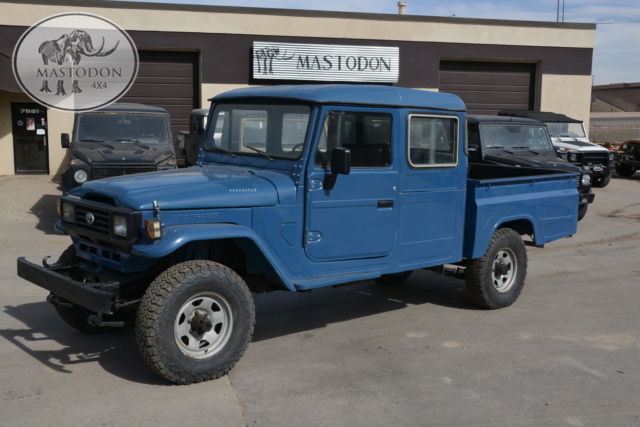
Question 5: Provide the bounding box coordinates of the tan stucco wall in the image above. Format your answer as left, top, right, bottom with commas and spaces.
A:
0, 91, 73, 176
0, 2, 595, 49
200, 84, 252, 109
539, 74, 593, 132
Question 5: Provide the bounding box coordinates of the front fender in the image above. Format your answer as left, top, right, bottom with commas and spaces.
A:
130, 223, 296, 291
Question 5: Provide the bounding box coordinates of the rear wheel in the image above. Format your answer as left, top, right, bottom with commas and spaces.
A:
615, 164, 636, 177
135, 260, 255, 384
465, 228, 527, 309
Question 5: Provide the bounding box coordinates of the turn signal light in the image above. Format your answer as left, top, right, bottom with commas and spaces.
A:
145, 219, 162, 241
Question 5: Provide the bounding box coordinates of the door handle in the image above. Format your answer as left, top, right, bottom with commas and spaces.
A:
377, 200, 394, 208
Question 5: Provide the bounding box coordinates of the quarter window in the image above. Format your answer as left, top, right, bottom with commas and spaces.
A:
408, 115, 458, 167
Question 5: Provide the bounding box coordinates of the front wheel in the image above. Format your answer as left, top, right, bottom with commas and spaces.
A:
465, 228, 528, 309
592, 171, 611, 188
615, 164, 636, 177
135, 260, 255, 384
577, 203, 588, 221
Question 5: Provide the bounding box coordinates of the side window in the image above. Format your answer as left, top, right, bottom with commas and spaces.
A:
408, 115, 458, 167
315, 111, 392, 168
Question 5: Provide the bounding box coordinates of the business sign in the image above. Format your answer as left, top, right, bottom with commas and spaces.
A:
252, 41, 399, 83
13, 13, 138, 112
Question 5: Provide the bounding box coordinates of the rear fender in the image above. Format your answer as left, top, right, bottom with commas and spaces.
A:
468, 215, 540, 259
130, 223, 295, 291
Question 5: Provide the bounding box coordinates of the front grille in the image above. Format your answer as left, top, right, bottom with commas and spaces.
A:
92, 165, 156, 179
580, 152, 608, 164
74, 204, 110, 234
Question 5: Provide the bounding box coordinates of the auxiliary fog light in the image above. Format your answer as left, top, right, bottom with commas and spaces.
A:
145, 219, 162, 241
113, 215, 128, 237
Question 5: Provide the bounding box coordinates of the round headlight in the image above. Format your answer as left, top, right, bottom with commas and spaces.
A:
581, 174, 591, 186
112, 215, 128, 237
608, 152, 615, 161
73, 169, 88, 184
568, 152, 577, 162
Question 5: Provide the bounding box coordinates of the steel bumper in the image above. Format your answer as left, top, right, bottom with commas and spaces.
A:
17, 257, 117, 314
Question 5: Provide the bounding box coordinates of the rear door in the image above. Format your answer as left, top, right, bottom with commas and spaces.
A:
305, 107, 399, 262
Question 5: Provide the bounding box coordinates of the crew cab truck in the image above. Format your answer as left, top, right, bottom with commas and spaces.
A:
467, 115, 595, 220
17, 86, 579, 384
499, 110, 615, 188
61, 103, 177, 192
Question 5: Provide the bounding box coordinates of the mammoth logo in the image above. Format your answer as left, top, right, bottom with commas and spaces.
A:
38, 30, 120, 66
13, 13, 138, 112
254, 47, 294, 75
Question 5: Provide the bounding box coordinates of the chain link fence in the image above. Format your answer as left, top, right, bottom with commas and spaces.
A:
589, 125, 640, 144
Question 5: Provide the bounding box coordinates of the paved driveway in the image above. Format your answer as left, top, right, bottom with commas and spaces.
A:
1, 174, 639, 426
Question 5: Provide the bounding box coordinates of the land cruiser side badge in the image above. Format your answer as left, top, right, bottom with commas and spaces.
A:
12, 13, 139, 112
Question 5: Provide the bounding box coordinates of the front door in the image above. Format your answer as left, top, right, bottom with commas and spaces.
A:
11, 102, 48, 174
305, 107, 399, 262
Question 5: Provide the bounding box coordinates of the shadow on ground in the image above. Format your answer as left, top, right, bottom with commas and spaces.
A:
1, 271, 474, 382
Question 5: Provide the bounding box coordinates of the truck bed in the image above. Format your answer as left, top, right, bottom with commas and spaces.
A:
464, 163, 579, 259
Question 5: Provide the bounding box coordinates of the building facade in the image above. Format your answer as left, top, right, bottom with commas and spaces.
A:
0, 0, 595, 175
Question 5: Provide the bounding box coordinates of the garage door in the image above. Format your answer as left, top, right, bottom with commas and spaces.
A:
120, 51, 199, 139
439, 61, 535, 115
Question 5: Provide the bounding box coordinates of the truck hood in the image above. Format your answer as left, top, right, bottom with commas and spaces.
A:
71, 166, 279, 210
73, 145, 174, 164
484, 152, 580, 171
551, 138, 608, 152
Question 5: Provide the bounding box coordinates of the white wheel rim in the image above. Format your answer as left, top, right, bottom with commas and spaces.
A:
174, 292, 233, 359
491, 248, 517, 293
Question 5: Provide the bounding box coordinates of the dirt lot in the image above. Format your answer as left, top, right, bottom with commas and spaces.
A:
1, 174, 639, 426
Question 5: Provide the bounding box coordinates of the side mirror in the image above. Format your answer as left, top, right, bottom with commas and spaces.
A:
61, 133, 70, 148
330, 147, 351, 175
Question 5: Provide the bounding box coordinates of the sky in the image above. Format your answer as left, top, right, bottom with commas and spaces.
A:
125, 0, 640, 85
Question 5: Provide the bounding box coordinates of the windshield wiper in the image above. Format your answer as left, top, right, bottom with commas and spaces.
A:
117, 139, 150, 149
209, 146, 237, 157
511, 146, 541, 155
245, 146, 274, 160
79, 138, 115, 149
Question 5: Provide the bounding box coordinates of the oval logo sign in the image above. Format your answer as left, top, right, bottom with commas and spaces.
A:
85, 212, 95, 225
12, 13, 139, 112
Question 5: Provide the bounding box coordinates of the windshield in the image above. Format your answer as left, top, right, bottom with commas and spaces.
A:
76, 114, 170, 145
546, 122, 586, 138
203, 103, 311, 160
479, 125, 553, 150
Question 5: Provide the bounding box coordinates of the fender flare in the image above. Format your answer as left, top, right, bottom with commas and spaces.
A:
470, 214, 540, 259
130, 223, 296, 291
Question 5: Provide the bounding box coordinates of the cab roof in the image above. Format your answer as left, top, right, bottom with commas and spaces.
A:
498, 110, 582, 123
211, 85, 466, 112
84, 103, 169, 114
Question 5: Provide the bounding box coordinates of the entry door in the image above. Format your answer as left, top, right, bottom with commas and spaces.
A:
305, 108, 399, 262
11, 103, 48, 174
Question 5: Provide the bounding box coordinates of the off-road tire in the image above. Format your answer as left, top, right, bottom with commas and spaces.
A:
52, 245, 121, 333
592, 171, 611, 188
375, 271, 413, 286
577, 203, 588, 221
465, 228, 527, 309
615, 164, 636, 177
135, 260, 255, 385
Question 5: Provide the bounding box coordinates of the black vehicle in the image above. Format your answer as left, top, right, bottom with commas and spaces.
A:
61, 103, 177, 192
615, 139, 640, 178
468, 116, 595, 220
499, 110, 615, 188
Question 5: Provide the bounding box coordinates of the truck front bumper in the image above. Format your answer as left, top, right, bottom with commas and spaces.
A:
17, 257, 118, 315
580, 193, 595, 205
619, 155, 640, 168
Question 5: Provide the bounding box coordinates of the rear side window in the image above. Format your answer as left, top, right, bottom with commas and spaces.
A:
408, 115, 458, 167
316, 111, 392, 168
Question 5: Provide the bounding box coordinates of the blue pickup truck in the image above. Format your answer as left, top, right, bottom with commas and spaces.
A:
18, 85, 579, 384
